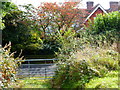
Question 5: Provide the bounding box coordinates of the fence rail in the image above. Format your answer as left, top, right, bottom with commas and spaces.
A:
24, 59, 58, 61
17, 59, 58, 80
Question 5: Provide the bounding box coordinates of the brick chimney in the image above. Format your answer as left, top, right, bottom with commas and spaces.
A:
87, 1, 94, 10
110, 1, 118, 11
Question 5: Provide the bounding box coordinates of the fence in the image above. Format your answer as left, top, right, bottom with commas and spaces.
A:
17, 59, 58, 79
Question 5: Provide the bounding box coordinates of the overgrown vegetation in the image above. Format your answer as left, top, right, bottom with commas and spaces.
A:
52, 37, 118, 88
51, 11, 119, 88
83, 11, 120, 46
85, 71, 118, 88
0, 43, 23, 88
1, 1, 119, 89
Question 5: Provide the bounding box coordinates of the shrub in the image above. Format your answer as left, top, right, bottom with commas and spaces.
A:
52, 42, 118, 88
84, 11, 120, 46
52, 58, 99, 88
0, 43, 23, 88
24, 43, 43, 55
51, 30, 99, 88
79, 46, 118, 75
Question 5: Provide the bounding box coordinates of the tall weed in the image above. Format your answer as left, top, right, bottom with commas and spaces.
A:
0, 43, 24, 88
52, 41, 118, 88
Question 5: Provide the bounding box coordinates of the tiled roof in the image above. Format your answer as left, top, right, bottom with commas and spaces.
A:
85, 3, 119, 19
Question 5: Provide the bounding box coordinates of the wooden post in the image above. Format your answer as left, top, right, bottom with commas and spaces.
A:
118, 1, 120, 54
45, 60, 47, 79
118, 1, 120, 89
45, 68, 47, 79
0, 30, 2, 48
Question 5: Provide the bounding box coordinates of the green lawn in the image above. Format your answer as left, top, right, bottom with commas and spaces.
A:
85, 71, 118, 88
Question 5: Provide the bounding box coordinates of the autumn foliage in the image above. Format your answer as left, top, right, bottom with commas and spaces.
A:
24, 2, 87, 38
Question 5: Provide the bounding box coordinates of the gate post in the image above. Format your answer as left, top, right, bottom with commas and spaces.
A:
45, 68, 47, 79
117, 1, 120, 88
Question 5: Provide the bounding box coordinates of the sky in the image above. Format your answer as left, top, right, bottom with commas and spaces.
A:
11, 0, 120, 9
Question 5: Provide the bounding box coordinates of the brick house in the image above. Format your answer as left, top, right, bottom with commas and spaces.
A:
84, 1, 119, 26
65, 1, 119, 29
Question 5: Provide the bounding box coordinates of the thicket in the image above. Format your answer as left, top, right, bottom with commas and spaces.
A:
51, 11, 119, 88
52, 36, 118, 88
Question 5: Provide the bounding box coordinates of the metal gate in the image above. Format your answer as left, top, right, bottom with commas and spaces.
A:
17, 59, 58, 79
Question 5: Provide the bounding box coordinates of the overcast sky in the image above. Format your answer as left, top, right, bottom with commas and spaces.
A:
11, 0, 119, 9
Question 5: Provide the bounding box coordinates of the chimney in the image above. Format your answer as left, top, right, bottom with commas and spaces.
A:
87, 1, 94, 10
110, 1, 118, 11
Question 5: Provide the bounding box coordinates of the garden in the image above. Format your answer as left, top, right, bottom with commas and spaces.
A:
0, 1, 119, 89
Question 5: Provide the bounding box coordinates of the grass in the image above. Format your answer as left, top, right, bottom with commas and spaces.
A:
19, 78, 52, 88
85, 71, 118, 88
13, 71, 118, 88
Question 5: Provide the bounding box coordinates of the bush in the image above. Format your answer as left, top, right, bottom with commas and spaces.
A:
51, 30, 98, 88
0, 43, 23, 88
77, 46, 118, 76
42, 37, 61, 55
84, 11, 120, 46
24, 43, 43, 55
52, 58, 98, 88
51, 11, 120, 88
52, 42, 118, 88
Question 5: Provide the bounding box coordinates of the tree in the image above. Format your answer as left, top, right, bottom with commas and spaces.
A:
0, 1, 18, 29
23, 2, 87, 38
19, 2, 87, 56
2, 5, 43, 56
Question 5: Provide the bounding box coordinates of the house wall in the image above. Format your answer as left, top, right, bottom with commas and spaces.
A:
84, 8, 104, 26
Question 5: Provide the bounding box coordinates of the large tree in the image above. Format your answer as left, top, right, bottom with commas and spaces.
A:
0, 1, 18, 29
2, 3, 43, 56
23, 2, 87, 38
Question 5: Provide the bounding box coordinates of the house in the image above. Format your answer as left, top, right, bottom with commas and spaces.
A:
65, 1, 119, 29
66, 0, 119, 26
84, 1, 119, 26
